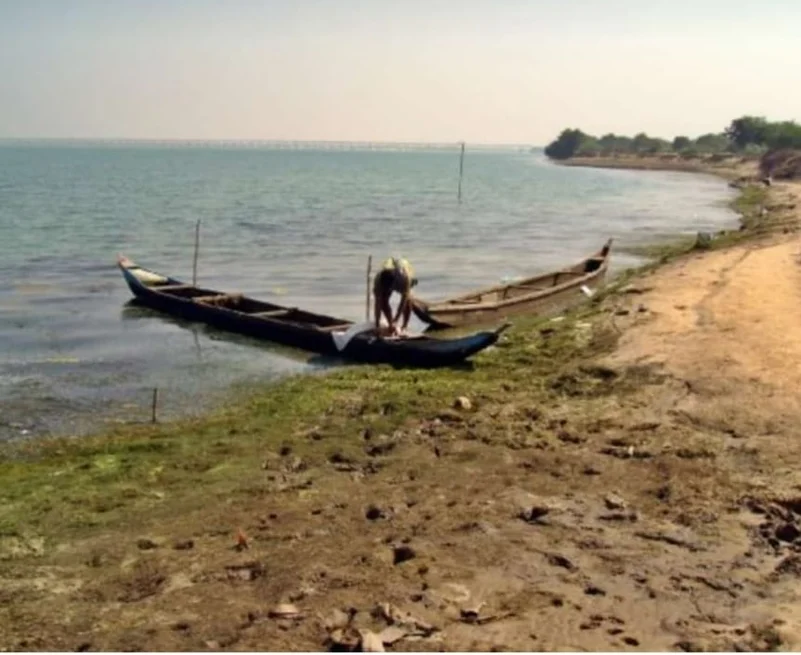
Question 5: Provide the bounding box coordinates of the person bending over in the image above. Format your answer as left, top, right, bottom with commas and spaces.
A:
373, 256, 418, 335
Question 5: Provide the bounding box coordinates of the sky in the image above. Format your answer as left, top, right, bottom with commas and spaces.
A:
0, 0, 799, 144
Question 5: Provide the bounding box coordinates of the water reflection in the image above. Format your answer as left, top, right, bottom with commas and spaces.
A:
119, 300, 331, 368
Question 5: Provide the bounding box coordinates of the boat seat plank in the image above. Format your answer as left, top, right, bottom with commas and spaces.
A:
193, 293, 243, 304
251, 309, 295, 318
155, 284, 195, 292
447, 297, 483, 305
317, 323, 355, 332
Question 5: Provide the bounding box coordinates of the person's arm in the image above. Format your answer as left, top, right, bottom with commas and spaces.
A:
392, 288, 414, 334
399, 292, 412, 331
373, 290, 383, 330
393, 286, 410, 321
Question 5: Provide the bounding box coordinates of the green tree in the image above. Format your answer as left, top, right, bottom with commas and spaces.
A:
598, 133, 619, 153
646, 138, 671, 154
597, 134, 634, 154
543, 116, 801, 162
763, 121, 801, 149
672, 136, 691, 151
544, 128, 591, 160
694, 133, 729, 153
628, 132, 670, 154
631, 132, 651, 153
725, 116, 770, 149
576, 136, 601, 156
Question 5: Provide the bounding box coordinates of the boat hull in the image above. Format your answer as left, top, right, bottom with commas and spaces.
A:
412, 239, 613, 330
117, 257, 506, 368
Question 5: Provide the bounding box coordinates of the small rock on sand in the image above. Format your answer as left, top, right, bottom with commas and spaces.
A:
136, 538, 158, 550
326, 627, 360, 651
509, 491, 564, 520
604, 493, 627, 511
393, 545, 417, 565
454, 396, 472, 411
379, 626, 408, 645
546, 553, 576, 570
620, 284, 653, 295
365, 505, 385, 521
268, 603, 301, 619
557, 430, 586, 444
324, 608, 354, 631
173, 539, 194, 551
359, 630, 385, 652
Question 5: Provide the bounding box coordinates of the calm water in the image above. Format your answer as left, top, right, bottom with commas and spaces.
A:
0, 144, 737, 440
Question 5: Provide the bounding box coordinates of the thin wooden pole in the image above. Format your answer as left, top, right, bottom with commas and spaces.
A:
151, 387, 159, 423
192, 219, 201, 286
365, 255, 373, 321
457, 142, 465, 203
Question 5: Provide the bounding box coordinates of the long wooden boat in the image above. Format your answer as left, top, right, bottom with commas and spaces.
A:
117, 255, 508, 368
411, 238, 613, 330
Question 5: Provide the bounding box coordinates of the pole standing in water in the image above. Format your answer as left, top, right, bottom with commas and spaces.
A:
192, 219, 201, 286
457, 142, 465, 203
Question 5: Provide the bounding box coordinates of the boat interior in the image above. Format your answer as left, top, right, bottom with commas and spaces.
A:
146, 280, 352, 331
442, 255, 607, 306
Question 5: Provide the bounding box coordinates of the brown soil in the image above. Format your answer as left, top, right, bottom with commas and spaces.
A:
560, 154, 758, 178
3, 177, 801, 652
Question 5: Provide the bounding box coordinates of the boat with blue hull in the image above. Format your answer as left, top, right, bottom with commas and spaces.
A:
117, 255, 508, 368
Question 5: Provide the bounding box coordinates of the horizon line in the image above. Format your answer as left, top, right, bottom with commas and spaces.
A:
0, 136, 540, 149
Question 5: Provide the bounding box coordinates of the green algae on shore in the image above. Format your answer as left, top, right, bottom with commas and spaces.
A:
0, 303, 622, 543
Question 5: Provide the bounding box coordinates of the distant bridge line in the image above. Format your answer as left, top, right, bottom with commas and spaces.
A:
0, 138, 533, 152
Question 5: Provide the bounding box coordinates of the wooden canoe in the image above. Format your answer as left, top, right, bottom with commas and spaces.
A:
411, 238, 613, 330
117, 255, 509, 368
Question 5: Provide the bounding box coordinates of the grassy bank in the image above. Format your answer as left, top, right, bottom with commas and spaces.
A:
0, 302, 620, 541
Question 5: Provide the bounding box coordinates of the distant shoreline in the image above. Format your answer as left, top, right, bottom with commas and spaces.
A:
555, 154, 758, 181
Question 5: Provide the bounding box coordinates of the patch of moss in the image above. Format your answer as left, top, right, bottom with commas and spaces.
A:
730, 184, 769, 230
0, 302, 617, 543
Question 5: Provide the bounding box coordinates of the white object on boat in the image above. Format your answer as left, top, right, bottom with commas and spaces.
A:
332, 321, 375, 352
130, 268, 169, 285
580, 285, 595, 298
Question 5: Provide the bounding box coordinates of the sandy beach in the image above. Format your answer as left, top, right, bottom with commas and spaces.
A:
560, 154, 754, 177
3, 157, 801, 651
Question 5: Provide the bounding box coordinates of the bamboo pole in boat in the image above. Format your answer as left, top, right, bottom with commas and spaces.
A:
192, 219, 201, 286
457, 142, 465, 203
365, 255, 373, 321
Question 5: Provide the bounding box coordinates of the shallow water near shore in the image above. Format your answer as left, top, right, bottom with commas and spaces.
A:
0, 144, 738, 441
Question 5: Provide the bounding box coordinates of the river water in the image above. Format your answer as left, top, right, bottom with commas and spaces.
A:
0, 144, 737, 440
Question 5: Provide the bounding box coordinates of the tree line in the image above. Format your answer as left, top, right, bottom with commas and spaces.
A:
543, 116, 801, 161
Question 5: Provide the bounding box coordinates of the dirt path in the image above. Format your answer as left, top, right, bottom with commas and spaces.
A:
3, 182, 801, 652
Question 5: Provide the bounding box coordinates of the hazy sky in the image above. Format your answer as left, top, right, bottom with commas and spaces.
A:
1, 0, 799, 144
